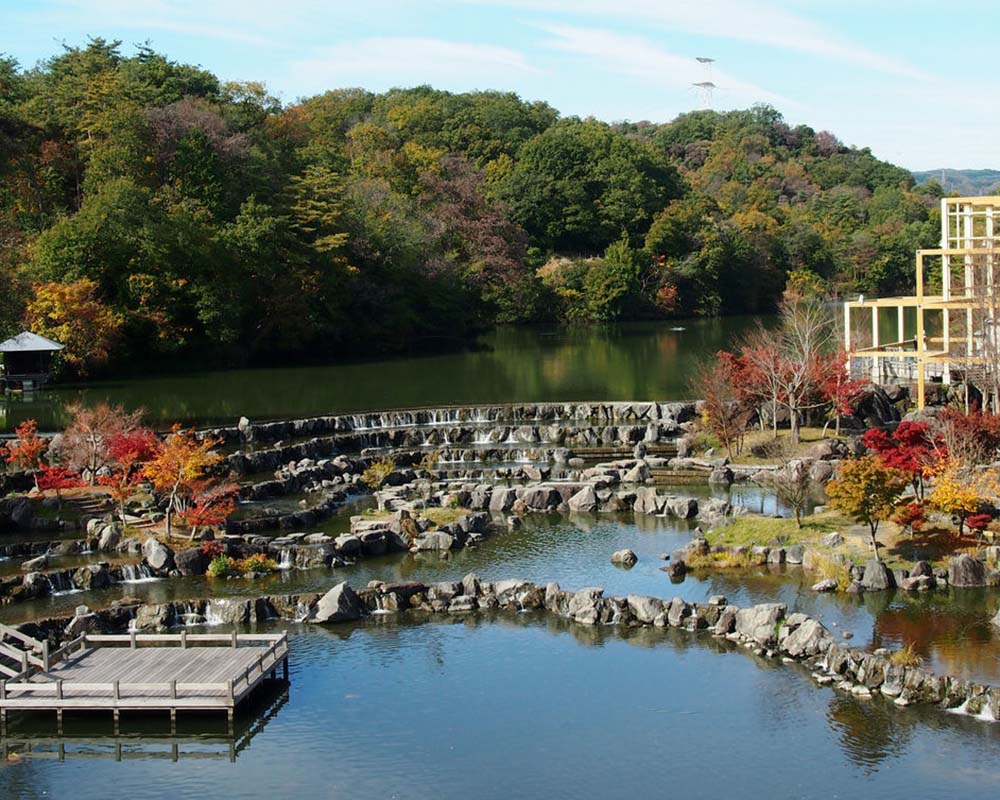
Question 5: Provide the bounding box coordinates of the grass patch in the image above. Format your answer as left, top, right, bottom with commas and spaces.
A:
889, 643, 923, 667
708, 510, 850, 548
684, 550, 759, 570
810, 552, 853, 591
362, 506, 469, 529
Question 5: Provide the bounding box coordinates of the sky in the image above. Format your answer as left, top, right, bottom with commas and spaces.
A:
2, 0, 997, 171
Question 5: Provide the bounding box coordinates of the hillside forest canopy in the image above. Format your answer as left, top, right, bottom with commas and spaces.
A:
0, 39, 944, 377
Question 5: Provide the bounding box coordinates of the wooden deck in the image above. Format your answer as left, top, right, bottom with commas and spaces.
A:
0, 625, 289, 725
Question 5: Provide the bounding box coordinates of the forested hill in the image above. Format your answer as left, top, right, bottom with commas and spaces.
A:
912, 169, 1000, 196
0, 39, 941, 376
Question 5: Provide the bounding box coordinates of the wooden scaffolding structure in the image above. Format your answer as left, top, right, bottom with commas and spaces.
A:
844, 195, 1000, 409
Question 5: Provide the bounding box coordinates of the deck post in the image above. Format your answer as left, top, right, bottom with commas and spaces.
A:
283, 656, 289, 681
113, 680, 120, 701
21, 649, 29, 674
56, 678, 63, 700
170, 680, 177, 699
42, 639, 49, 672
227, 679, 234, 703
181, 630, 188, 649
231, 630, 238, 649
130, 630, 137, 649
0, 678, 6, 700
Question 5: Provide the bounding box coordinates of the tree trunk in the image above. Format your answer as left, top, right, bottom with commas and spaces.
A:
794, 507, 802, 529
868, 521, 880, 558
772, 399, 779, 439
790, 407, 801, 446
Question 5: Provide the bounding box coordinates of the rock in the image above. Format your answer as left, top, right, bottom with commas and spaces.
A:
626, 595, 663, 624
175, 547, 208, 577
567, 587, 604, 625
785, 545, 805, 565
708, 467, 734, 485
610, 549, 638, 568
86, 518, 103, 536
860, 558, 895, 591
132, 603, 174, 631
334, 534, 362, 556
98, 524, 122, 551
811, 578, 839, 592
948, 553, 987, 588
412, 530, 455, 551
735, 603, 786, 646
662, 560, 687, 580
488, 487, 517, 513
309, 582, 365, 623
568, 485, 598, 513
820, 532, 843, 548
665, 496, 698, 519
72, 563, 111, 591
781, 618, 831, 658
21, 554, 48, 571
141, 538, 175, 573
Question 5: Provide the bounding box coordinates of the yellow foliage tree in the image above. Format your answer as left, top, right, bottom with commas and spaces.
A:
826, 454, 908, 557
25, 279, 123, 375
142, 425, 223, 538
927, 459, 996, 535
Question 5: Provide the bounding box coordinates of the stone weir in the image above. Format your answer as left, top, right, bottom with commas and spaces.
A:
206, 402, 697, 448
14, 578, 1000, 722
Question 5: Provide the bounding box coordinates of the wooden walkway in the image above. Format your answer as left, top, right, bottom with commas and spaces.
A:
0, 624, 289, 726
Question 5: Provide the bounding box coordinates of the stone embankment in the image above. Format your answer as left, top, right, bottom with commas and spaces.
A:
16, 574, 1000, 721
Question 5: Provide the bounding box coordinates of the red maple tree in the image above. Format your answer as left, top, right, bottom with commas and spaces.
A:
98, 427, 159, 521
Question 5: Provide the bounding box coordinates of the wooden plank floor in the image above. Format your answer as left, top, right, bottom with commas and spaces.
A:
2, 646, 276, 711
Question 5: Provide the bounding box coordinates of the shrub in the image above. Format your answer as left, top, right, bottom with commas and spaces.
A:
811, 553, 852, 591
207, 554, 238, 578
361, 456, 396, 490
239, 553, 277, 575
418, 450, 441, 472
200, 540, 224, 558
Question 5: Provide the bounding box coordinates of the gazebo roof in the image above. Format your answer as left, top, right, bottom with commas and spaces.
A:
0, 331, 65, 353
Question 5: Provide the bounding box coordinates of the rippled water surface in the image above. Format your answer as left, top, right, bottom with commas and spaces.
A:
3, 616, 1000, 800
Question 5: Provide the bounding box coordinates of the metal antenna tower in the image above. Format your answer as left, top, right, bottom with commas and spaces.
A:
693, 57, 716, 108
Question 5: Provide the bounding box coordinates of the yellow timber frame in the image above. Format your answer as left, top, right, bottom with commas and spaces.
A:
844, 195, 1000, 409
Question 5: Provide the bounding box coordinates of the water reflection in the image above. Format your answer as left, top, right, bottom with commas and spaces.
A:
0, 318, 763, 433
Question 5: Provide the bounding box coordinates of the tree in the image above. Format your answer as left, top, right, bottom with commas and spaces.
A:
757, 459, 813, 528
772, 297, 834, 445
175, 479, 238, 536
142, 425, 223, 538
36, 464, 84, 509
826, 455, 908, 556
892, 501, 926, 536
4, 419, 47, 487
928, 459, 992, 536
24, 279, 123, 375
820, 350, 867, 436
966, 512, 994, 543
97, 427, 158, 520
862, 421, 943, 499
61, 402, 143, 484
693, 352, 756, 458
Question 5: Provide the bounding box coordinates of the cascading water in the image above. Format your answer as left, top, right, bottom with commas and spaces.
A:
293, 601, 311, 622
119, 563, 159, 583
277, 547, 294, 570
204, 600, 226, 626
49, 571, 80, 596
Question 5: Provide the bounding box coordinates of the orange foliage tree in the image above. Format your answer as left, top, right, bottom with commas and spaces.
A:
826, 454, 908, 557
175, 479, 239, 535
4, 419, 48, 488
142, 426, 225, 538
24, 278, 123, 375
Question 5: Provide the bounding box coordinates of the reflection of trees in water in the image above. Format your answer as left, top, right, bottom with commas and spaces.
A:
827, 693, 912, 773
874, 590, 1000, 682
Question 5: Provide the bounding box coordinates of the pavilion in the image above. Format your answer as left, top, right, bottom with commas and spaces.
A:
0, 331, 64, 391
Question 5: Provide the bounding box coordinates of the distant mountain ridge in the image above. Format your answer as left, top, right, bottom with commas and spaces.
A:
912, 168, 1000, 195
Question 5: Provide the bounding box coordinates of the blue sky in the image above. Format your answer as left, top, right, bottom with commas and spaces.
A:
3, 0, 997, 170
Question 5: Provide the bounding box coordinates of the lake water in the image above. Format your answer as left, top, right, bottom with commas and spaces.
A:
0, 318, 761, 433
3, 614, 1000, 800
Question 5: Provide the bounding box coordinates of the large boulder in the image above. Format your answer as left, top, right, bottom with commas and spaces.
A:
72, 564, 111, 591
567, 587, 604, 625
860, 558, 895, 591
141, 538, 175, 574
132, 602, 174, 631
175, 547, 208, 577
949, 554, 987, 588
735, 603, 786, 646
568, 485, 598, 513
97, 523, 122, 551
309, 582, 365, 623
781, 617, 831, 658
412, 530, 455, 551
626, 595, 663, 624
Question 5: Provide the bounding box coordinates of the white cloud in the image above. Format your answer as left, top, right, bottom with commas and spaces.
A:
539, 24, 796, 111
289, 37, 538, 94
471, 0, 927, 79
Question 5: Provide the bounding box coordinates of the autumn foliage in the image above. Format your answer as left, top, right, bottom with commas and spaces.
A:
97, 427, 159, 520
142, 425, 225, 538
4, 419, 48, 486
862, 421, 943, 499
826, 454, 908, 556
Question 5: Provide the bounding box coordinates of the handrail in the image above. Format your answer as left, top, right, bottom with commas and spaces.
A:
0, 622, 44, 652
85, 633, 285, 645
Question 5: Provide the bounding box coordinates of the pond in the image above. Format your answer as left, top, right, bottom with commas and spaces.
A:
3, 614, 1000, 799
0, 318, 762, 433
